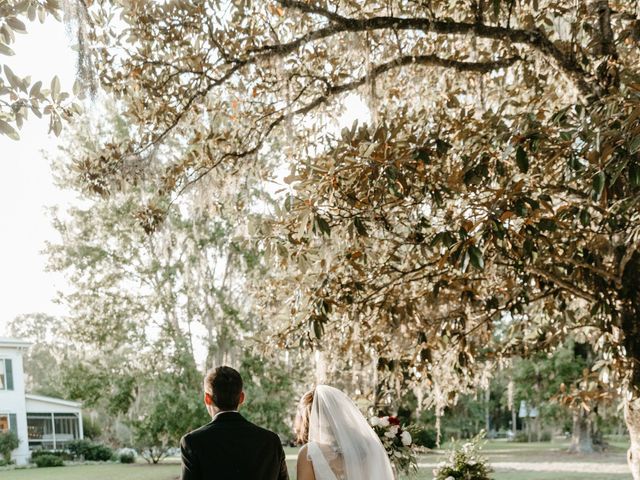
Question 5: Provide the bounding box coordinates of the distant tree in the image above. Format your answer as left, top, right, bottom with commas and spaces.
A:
512, 343, 588, 446
240, 351, 305, 438
8, 313, 76, 398
132, 356, 208, 464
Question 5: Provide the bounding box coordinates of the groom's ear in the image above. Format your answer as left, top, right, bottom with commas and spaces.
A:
204, 392, 214, 406
238, 391, 245, 407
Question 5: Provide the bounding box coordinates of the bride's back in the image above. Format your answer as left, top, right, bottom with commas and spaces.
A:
295, 385, 395, 480
307, 441, 345, 480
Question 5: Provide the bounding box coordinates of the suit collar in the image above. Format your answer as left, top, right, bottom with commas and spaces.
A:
212, 411, 245, 423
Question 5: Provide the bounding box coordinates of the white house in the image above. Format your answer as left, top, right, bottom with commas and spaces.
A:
0, 338, 83, 465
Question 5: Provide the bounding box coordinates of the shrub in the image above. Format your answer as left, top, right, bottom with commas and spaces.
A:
540, 431, 552, 442
31, 450, 73, 461
413, 428, 437, 449
88, 444, 114, 461
0, 431, 19, 463
0, 457, 8, 467
66, 439, 91, 459
67, 439, 114, 461
512, 431, 530, 442
34, 454, 64, 468
119, 452, 136, 463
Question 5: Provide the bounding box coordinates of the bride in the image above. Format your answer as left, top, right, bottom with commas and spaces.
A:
294, 385, 395, 480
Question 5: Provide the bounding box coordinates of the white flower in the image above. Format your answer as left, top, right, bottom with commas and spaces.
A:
379, 416, 390, 427
384, 429, 397, 439
369, 416, 380, 427
445, 477, 455, 480
468, 460, 477, 466
400, 430, 412, 446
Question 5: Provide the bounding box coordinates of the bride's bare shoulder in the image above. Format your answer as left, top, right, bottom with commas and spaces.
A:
297, 443, 309, 458
296, 444, 315, 479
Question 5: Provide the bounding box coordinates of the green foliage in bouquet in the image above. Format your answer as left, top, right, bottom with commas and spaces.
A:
433, 431, 493, 480
369, 415, 418, 475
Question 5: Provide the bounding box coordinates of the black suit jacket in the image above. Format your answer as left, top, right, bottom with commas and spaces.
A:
180, 411, 289, 480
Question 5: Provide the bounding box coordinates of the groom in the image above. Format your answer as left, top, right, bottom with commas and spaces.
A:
180, 366, 289, 479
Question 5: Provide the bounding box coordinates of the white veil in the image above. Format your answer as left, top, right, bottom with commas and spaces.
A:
308, 385, 395, 480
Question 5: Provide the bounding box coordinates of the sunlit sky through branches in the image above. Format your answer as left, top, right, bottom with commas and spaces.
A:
0, 17, 371, 339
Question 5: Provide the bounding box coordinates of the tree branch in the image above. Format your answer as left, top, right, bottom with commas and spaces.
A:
277, 0, 593, 96
526, 265, 598, 303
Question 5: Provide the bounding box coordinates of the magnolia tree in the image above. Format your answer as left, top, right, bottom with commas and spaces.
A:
20, 0, 640, 475
0, 0, 82, 138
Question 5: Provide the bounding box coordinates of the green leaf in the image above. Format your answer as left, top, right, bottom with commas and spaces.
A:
315, 215, 331, 236
51, 75, 60, 101
353, 217, 367, 236
538, 218, 557, 232
523, 238, 536, 259
29, 80, 43, 97
4, 65, 23, 90
311, 317, 324, 339
435, 139, 452, 155
515, 198, 528, 217
0, 44, 15, 56
283, 195, 293, 212
630, 136, 640, 155
630, 163, 640, 188
592, 171, 605, 201
579, 208, 591, 227
516, 146, 529, 173
0, 120, 20, 140
468, 245, 484, 271
6, 17, 27, 33
413, 148, 430, 163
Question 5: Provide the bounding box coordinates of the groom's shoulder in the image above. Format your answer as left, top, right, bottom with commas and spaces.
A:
181, 421, 215, 445
245, 419, 281, 440
181, 416, 280, 443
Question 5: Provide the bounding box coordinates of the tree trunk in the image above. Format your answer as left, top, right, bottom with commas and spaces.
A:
621, 253, 640, 479
569, 409, 593, 453
625, 400, 640, 480
485, 387, 491, 433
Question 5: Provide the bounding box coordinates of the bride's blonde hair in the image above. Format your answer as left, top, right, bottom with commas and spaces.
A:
295, 388, 315, 444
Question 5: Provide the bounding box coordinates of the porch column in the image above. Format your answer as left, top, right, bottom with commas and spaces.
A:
50, 413, 56, 450
78, 411, 83, 439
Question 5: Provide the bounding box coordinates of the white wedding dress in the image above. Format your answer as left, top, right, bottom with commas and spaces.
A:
306, 385, 395, 480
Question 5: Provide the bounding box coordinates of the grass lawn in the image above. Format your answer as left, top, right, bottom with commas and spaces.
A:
0, 463, 181, 480
1, 439, 631, 480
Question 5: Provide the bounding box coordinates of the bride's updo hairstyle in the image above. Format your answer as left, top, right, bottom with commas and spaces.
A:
295, 388, 315, 444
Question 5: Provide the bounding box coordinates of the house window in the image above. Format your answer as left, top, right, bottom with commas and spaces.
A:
0, 415, 8, 432
0, 359, 5, 390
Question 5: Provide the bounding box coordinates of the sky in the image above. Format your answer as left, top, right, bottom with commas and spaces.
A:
0, 17, 77, 335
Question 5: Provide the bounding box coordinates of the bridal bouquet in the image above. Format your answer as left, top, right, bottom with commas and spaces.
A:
369, 415, 417, 474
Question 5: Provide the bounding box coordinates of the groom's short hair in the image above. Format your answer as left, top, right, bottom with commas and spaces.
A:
204, 366, 243, 411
